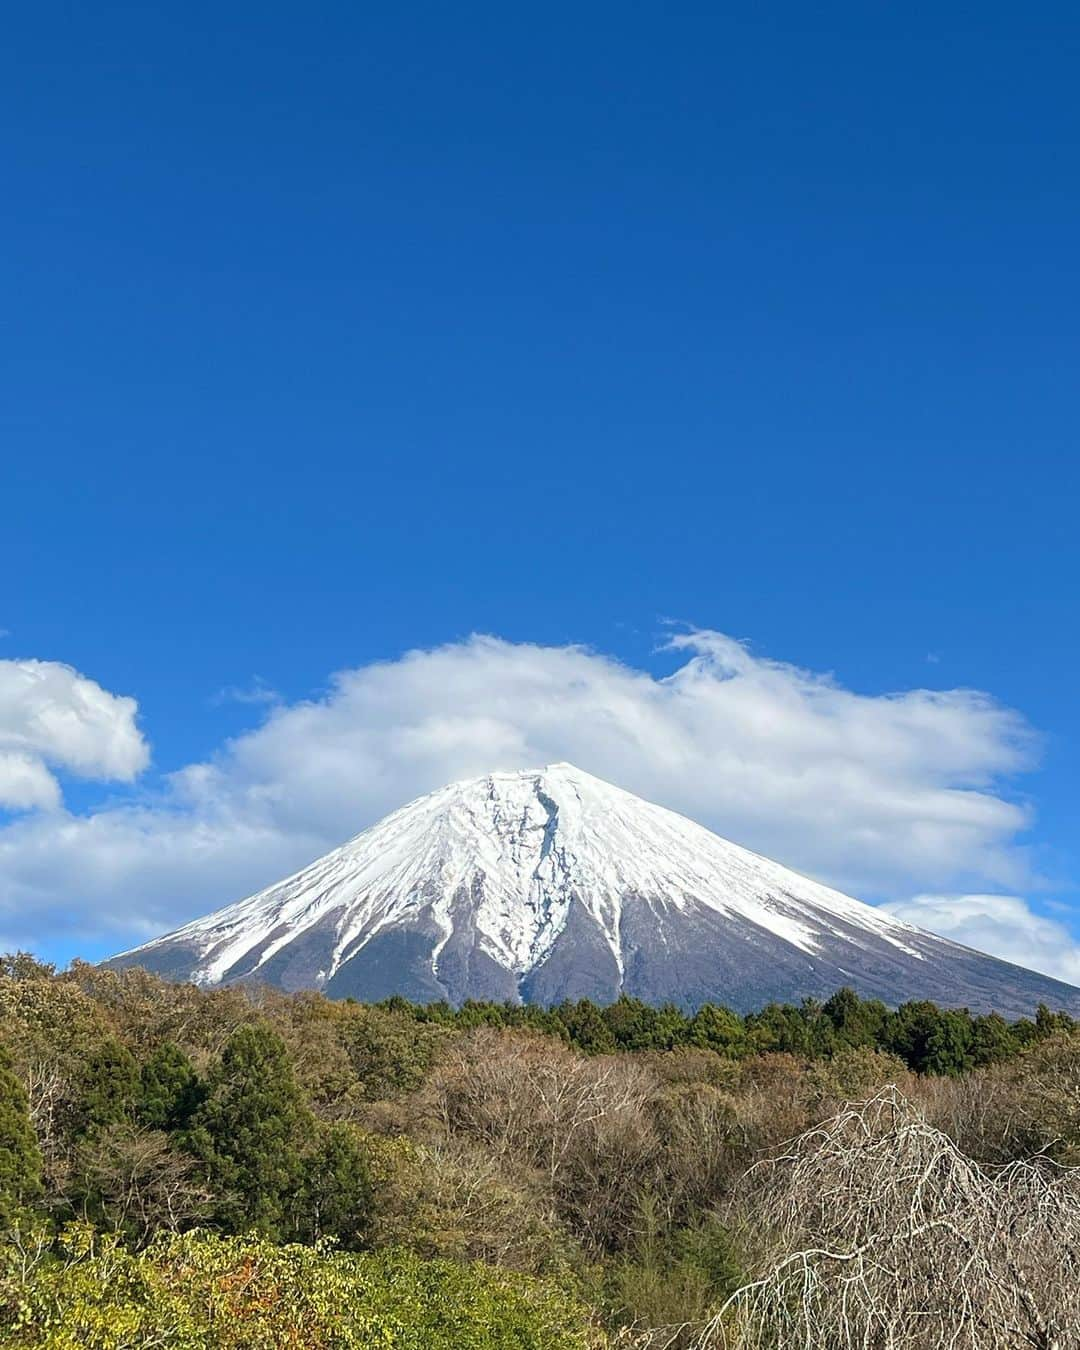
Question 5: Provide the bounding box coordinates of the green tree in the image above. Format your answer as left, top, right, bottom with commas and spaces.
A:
76, 1037, 140, 1134
137, 1043, 203, 1132
971, 1012, 1018, 1067
0, 1041, 42, 1227
745, 1002, 813, 1056
822, 988, 887, 1049
924, 1010, 975, 1077
687, 1004, 747, 1057
555, 999, 617, 1054
294, 1121, 372, 1249
339, 1005, 442, 1100
884, 1001, 954, 1073
1035, 1004, 1075, 1039
0, 953, 56, 982
184, 1023, 307, 1237
601, 995, 656, 1050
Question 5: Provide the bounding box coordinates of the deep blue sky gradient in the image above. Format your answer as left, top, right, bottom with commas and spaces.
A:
3, 4, 1079, 946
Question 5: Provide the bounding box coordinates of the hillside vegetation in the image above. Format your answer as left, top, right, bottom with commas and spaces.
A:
0, 954, 1078, 1347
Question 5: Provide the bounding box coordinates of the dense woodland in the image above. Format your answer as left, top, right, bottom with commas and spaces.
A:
0, 954, 1078, 1347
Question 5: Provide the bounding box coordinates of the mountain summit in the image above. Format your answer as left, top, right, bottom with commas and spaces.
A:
109, 763, 1080, 1015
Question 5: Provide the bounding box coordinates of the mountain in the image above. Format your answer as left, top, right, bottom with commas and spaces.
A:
107, 763, 1080, 1016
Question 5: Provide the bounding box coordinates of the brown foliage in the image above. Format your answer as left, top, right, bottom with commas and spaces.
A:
367, 1132, 582, 1276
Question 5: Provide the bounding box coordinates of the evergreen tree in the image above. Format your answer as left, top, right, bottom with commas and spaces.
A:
602, 996, 662, 1051
883, 1001, 945, 1073
745, 1002, 814, 1056
1035, 1004, 1075, 1038
687, 1004, 747, 1057
76, 1037, 140, 1134
923, 1010, 975, 1077
971, 1012, 1018, 1067
555, 1000, 617, 1054
0, 1040, 42, 1226
138, 1042, 203, 1132
295, 1121, 372, 1249
821, 988, 886, 1049
653, 1002, 692, 1051
185, 1023, 307, 1237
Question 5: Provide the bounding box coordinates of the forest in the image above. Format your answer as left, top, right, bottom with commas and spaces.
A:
0, 954, 1077, 1348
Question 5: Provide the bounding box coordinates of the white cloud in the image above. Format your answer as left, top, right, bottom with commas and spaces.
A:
0, 630, 1049, 953
0, 753, 63, 811
0, 660, 149, 811
881, 894, 1080, 986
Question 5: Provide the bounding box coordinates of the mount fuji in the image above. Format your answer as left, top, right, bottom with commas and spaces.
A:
107, 763, 1080, 1016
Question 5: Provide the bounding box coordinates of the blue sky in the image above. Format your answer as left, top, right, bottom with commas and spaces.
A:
2, 4, 1079, 979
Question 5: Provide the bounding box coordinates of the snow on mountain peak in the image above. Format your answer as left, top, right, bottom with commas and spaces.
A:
116, 762, 920, 991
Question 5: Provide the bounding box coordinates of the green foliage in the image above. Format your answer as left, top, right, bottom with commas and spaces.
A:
553, 1001, 617, 1055
822, 987, 887, 1048
75, 1038, 140, 1135
0, 1225, 600, 1349
744, 1001, 817, 1056
601, 997, 686, 1052
184, 1023, 307, 1237
883, 1001, 948, 1074
601, 1198, 744, 1345
137, 1043, 203, 1132
375, 987, 1048, 1077
1035, 1003, 1076, 1038
295, 1122, 372, 1250
0, 1041, 42, 1227
688, 1004, 747, 1057
923, 1010, 976, 1077
884, 1001, 982, 1076
970, 1012, 1017, 1067
338, 1004, 443, 1100
0, 954, 56, 983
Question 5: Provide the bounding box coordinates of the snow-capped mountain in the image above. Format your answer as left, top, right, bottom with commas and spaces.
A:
107, 763, 1080, 1016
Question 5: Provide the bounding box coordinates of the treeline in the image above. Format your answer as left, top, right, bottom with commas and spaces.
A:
0, 953, 1077, 1347
381, 986, 1076, 1076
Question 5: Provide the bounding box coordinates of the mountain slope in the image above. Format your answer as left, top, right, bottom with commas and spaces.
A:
107, 763, 1080, 1016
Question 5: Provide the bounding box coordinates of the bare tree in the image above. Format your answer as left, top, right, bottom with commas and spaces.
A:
73, 1123, 211, 1245
432, 1029, 662, 1248
698, 1087, 1080, 1349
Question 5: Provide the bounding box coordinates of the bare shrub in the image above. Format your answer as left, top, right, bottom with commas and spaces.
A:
921, 1034, 1080, 1167
650, 1085, 746, 1221
700, 1087, 1080, 1349
72, 1123, 211, 1244
432, 1029, 662, 1248
435, 1031, 650, 1175
365, 1132, 580, 1276
1009, 1033, 1080, 1163
804, 1044, 916, 1106
917, 1064, 1031, 1163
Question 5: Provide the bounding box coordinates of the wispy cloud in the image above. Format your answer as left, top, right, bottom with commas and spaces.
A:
210, 678, 280, 708
881, 893, 1080, 985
